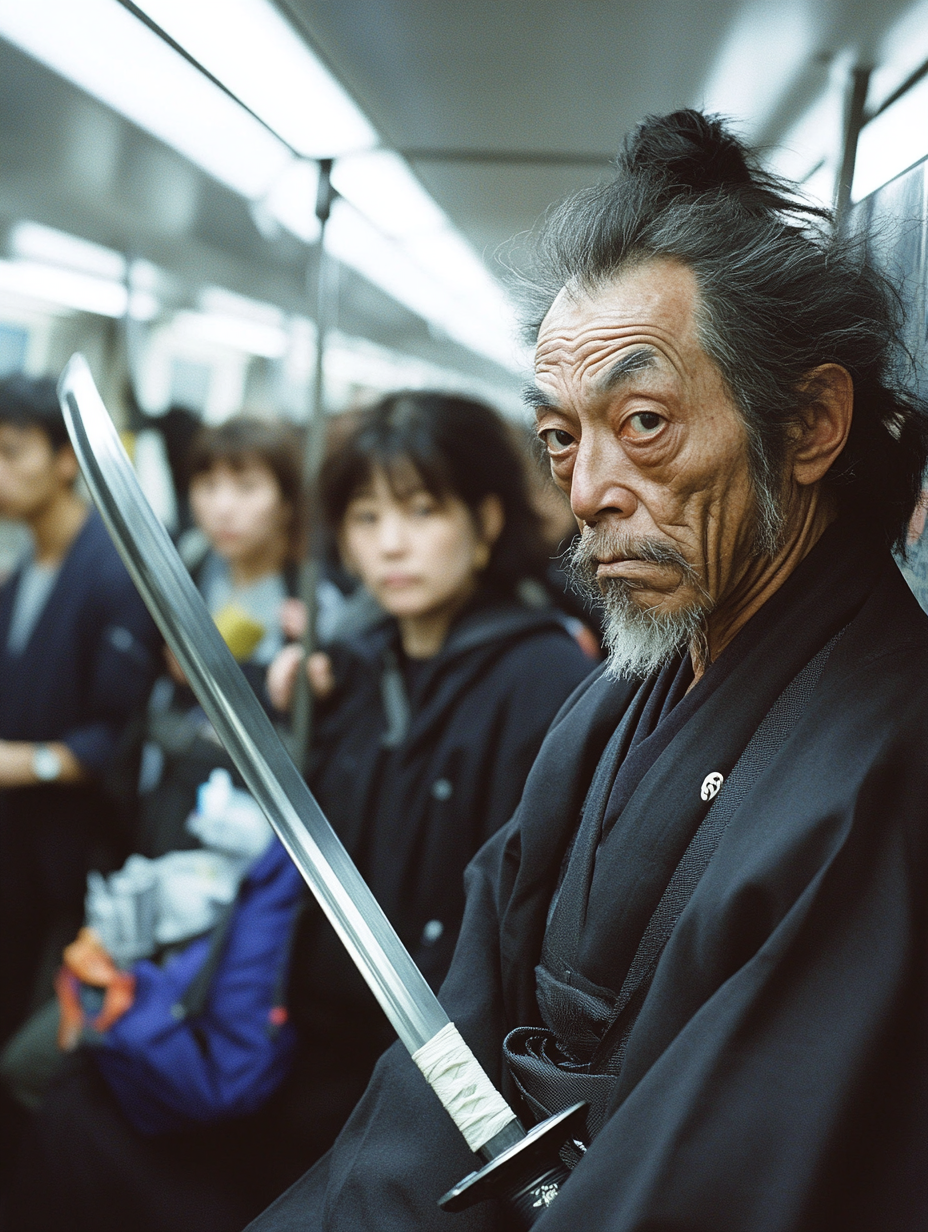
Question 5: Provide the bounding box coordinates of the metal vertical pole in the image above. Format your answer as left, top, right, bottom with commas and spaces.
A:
291, 158, 336, 774
118, 253, 144, 429
835, 65, 872, 226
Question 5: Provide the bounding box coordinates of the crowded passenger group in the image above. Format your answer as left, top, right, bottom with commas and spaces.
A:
0, 375, 599, 1231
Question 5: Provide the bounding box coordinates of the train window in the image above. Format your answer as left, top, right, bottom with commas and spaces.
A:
853, 73, 928, 203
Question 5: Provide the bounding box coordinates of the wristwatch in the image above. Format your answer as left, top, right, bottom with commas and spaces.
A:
32, 743, 62, 782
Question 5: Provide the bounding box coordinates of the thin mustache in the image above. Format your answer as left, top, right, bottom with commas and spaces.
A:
565, 529, 712, 603
570, 529, 690, 569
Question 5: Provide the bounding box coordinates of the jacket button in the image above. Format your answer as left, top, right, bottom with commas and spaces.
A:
431, 778, 453, 800
421, 919, 444, 945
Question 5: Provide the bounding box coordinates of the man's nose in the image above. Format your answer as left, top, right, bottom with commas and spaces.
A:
568, 436, 639, 526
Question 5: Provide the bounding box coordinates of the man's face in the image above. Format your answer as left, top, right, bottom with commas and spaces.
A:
0, 423, 71, 521
532, 258, 760, 673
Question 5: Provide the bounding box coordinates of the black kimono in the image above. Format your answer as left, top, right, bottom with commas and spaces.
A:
0, 511, 159, 1045
5, 596, 593, 1232
250, 518, 928, 1232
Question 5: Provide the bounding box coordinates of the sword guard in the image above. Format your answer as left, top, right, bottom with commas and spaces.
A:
438, 1102, 588, 1227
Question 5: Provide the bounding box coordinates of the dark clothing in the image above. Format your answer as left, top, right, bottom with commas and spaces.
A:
6, 597, 593, 1232
0, 512, 157, 772
0, 511, 158, 1045
285, 599, 595, 1160
134, 550, 296, 859
7, 1051, 300, 1232
249, 520, 928, 1232
309, 601, 594, 991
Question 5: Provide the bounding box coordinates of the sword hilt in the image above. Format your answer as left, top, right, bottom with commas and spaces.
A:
439, 1102, 588, 1228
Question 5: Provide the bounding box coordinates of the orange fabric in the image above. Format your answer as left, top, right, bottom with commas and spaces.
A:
55, 927, 137, 1050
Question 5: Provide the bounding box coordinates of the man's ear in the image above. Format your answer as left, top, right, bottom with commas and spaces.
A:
791, 364, 853, 487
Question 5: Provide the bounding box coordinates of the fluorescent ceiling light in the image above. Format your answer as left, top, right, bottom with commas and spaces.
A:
261, 160, 321, 244
0, 260, 158, 319
132, 0, 376, 158
324, 330, 522, 419
405, 230, 506, 300
174, 309, 289, 358
325, 202, 522, 371
332, 151, 447, 238
128, 258, 163, 294
0, 0, 290, 198
0, 0, 522, 370
10, 221, 127, 281
326, 204, 449, 326
853, 75, 928, 202
198, 286, 285, 328
323, 154, 524, 369
869, 1, 928, 113
765, 54, 851, 210
260, 164, 522, 370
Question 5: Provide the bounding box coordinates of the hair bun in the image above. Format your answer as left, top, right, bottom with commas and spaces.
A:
619, 109, 769, 204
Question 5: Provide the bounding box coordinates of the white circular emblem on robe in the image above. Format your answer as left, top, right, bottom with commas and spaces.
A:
701, 771, 724, 801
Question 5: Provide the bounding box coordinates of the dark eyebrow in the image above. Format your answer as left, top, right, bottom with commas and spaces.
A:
523, 347, 658, 417
595, 347, 657, 392
521, 381, 557, 413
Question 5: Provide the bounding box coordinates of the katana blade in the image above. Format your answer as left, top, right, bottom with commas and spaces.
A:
58, 354, 452, 1055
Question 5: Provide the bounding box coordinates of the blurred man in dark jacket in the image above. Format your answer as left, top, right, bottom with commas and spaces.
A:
0, 375, 158, 1047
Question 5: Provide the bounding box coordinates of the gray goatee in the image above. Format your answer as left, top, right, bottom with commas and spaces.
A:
567, 528, 713, 679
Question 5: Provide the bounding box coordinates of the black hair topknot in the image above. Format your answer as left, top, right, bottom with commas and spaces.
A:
618, 109, 830, 220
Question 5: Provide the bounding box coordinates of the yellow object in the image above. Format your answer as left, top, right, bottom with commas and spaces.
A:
212, 603, 266, 662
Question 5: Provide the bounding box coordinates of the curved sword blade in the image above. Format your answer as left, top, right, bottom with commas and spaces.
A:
58, 353, 448, 1054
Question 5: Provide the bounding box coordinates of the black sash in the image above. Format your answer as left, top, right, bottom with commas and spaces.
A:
504, 631, 842, 1138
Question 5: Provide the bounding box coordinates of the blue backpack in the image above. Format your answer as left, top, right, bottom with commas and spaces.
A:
88, 837, 305, 1135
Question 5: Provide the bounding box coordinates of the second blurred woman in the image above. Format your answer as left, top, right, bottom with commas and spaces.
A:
137, 417, 340, 857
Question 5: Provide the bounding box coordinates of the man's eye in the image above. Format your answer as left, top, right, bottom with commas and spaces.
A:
626, 412, 664, 437
540, 428, 575, 452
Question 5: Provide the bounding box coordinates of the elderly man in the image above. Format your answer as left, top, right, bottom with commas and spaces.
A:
251, 112, 928, 1232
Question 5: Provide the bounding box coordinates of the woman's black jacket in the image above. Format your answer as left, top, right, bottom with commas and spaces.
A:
281, 596, 594, 1161
305, 597, 594, 990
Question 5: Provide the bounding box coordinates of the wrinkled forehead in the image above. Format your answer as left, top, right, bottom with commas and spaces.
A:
533, 259, 705, 399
